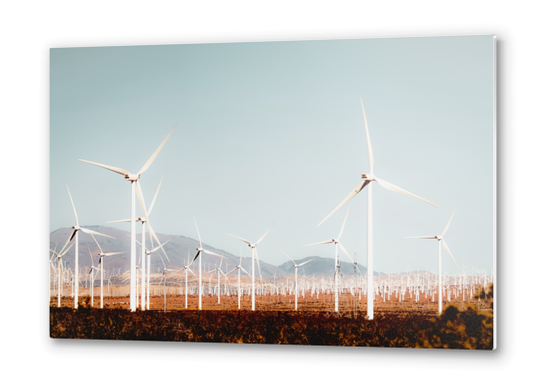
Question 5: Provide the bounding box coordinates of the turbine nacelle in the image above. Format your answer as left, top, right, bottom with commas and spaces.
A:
361, 173, 375, 181
436, 236, 443, 240
125, 173, 140, 181
72, 225, 80, 230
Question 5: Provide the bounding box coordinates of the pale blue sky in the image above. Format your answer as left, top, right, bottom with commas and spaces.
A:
50, 35, 494, 275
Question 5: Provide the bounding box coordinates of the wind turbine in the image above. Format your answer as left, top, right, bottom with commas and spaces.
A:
57, 186, 114, 309
179, 250, 198, 309
226, 249, 250, 309
317, 100, 439, 319
228, 224, 273, 311
91, 234, 123, 309
80, 124, 175, 311
50, 241, 74, 307
134, 236, 171, 309
191, 219, 225, 310
87, 246, 99, 307
209, 257, 227, 304
406, 209, 460, 315
282, 251, 314, 311
107, 177, 164, 311
307, 207, 354, 312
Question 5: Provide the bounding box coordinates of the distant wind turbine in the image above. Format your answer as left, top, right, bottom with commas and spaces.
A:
228, 224, 273, 311
91, 234, 123, 309
191, 219, 225, 310
406, 208, 460, 315
57, 186, 114, 309
307, 207, 354, 312
282, 251, 314, 311
317, 100, 439, 319
226, 249, 250, 310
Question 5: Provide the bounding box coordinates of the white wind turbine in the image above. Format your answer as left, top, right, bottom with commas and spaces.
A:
307, 207, 354, 312
50, 241, 74, 307
209, 257, 228, 304
91, 234, 123, 309
282, 251, 314, 311
107, 177, 164, 311
134, 236, 171, 309
225, 249, 250, 310
318, 99, 439, 319
191, 219, 225, 310
79, 124, 175, 311
406, 209, 460, 315
57, 186, 114, 309
87, 247, 99, 307
228, 224, 273, 311
179, 250, 198, 309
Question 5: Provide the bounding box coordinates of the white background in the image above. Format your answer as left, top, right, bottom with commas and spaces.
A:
0, 0, 538, 382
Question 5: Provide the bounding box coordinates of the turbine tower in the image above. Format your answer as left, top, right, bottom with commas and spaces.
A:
318, 100, 438, 320
80, 125, 175, 311
406, 209, 460, 315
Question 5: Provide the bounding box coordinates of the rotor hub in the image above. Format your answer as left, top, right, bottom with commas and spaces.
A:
125, 173, 140, 181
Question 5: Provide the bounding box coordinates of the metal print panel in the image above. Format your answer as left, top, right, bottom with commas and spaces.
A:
50, 35, 496, 349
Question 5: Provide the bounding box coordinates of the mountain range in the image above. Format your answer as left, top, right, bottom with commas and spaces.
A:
49, 226, 383, 277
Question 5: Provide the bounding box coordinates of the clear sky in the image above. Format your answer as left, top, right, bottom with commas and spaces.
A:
50, 35, 494, 275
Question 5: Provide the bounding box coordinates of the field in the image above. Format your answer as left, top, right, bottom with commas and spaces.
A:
50, 284, 493, 349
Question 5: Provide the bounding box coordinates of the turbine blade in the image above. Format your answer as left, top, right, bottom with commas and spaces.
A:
103, 252, 123, 256
405, 236, 435, 239
442, 240, 460, 271
158, 253, 166, 268
190, 250, 201, 265
254, 248, 262, 282
59, 239, 75, 257
58, 230, 75, 256
193, 218, 202, 248
148, 176, 163, 215
66, 186, 79, 226
318, 181, 369, 227
305, 239, 334, 247
136, 180, 169, 262
203, 249, 225, 258
79, 159, 129, 176
281, 250, 295, 264
189, 268, 198, 279
227, 234, 251, 245
338, 242, 352, 262
338, 206, 350, 239
240, 266, 250, 276
80, 227, 115, 239
441, 208, 456, 236
138, 124, 176, 175
90, 233, 103, 254
226, 267, 238, 275
255, 224, 274, 245
375, 178, 439, 208
360, 98, 374, 173
298, 258, 315, 267
106, 219, 131, 223
150, 239, 171, 253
